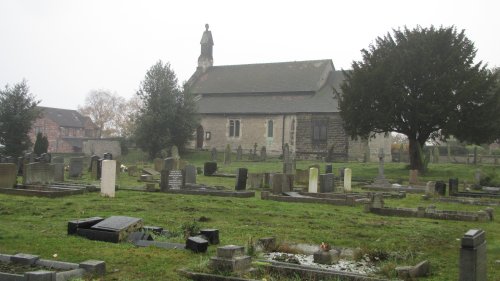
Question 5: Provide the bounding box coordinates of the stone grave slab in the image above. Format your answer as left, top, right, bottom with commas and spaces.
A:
142, 168, 160, 177
67, 217, 104, 235
90, 216, 144, 242
23, 162, 55, 185
186, 236, 209, 253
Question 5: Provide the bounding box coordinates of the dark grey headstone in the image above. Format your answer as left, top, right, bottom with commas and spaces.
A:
449, 178, 459, 195
325, 164, 333, 174
52, 156, 64, 164
204, 162, 217, 176
67, 217, 104, 235
319, 173, 334, 193
185, 236, 208, 253
200, 229, 219, 245
235, 168, 248, 191
459, 229, 487, 281
211, 147, 217, 162
435, 181, 446, 196
91, 216, 142, 232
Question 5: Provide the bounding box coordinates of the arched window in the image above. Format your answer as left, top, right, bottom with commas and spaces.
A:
267, 120, 273, 138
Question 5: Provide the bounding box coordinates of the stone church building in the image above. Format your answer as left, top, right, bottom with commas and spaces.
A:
187, 25, 391, 161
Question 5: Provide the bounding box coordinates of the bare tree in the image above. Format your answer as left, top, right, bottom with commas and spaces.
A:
78, 89, 123, 138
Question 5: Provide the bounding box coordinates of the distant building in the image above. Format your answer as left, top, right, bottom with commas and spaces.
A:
187, 25, 391, 161
29, 107, 99, 153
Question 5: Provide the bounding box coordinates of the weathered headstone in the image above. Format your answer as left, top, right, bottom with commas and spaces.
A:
53, 162, 65, 182
211, 147, 218, 162
282, 144, 293, 174
128, 165, 138, 177
164, 157, 178, 171
263, 172, 271, 188
185, 165, 197, 185
204, 162, 217, 176
69, 157, 84, 178
101, 160, 116, 197
260, 146, 267, 161
186, 236, 209, 253
224, 144, 231, 165
210, 245, 251, 272
23, 162, 55, 185
344, 168, 352, 192
474, 169, 482, 187
308, 167, 318, 193
373, 148, 391, 187
319, 173, 334, 193
236, 145, 243, 161
235, 168, 248, 191
271, 173, 284, 194
90, 216, 143, 242
247, 173, 263, 188
425, 181, 436, 195
371, 193, 384, 208
153, 158, 164, 172
459, 229, 487, 281
295, 169, 309, 185
90, 155, 100, 180
168, 170, 184, 189
0, 163, 17, 188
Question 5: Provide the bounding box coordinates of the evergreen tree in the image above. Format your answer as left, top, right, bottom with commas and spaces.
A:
0, 80, 41, 157
33, 132, 44, 155
134, 61, 199, 159
339, 26, 500, 171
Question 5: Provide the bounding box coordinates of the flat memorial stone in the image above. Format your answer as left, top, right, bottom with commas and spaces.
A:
185, 236, 209, 253
91, 216, 143, 242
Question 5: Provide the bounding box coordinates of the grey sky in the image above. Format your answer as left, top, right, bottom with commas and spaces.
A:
1, 0, 498, 109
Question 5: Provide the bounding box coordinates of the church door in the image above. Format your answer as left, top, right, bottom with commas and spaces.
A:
196, 125, 204, 149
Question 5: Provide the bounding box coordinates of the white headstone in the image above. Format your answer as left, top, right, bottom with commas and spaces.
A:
101, 160, 116, 197
344, 168, 352, 192
308, 167, 318, 193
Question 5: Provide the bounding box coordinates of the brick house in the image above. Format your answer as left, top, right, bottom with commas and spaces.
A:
187, 25, 391, 160
29, 107, 99, 153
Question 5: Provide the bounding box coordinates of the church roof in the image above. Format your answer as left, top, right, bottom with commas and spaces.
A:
189, 60, 345, 114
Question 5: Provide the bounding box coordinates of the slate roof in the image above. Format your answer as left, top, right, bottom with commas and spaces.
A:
189, 60, 345, 114
39, 107, 89, 128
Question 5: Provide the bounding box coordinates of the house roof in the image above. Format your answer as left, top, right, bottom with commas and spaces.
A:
189, 59, 345, 114
39, 107, 91, 128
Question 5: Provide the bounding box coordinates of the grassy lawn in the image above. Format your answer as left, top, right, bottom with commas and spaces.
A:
0, 150, 499, 280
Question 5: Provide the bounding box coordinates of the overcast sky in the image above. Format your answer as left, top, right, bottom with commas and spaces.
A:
1, 0, 499, 110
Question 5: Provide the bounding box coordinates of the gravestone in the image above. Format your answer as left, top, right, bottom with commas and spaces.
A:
186, 236, 209, 253
263, 172, 271, 188
164, 157, 178, 171
425, 181, 436, 195
103, 152, 113, 160
295, 169, 309, 185
344, 168, 352, 192
185, 165, 197, 185
23, 162, 55, 185
101, 160, 116, 197
325, 164, 333, 174
90, 216, 143, 242
474, 169, 481, 186
247, 173, 263, 188
0, 163, 17, 188
168, 170, 184, 189
171, 145, 180, 159
211, 147, 218, 162
210, 245, 251, 273
373, 148, 391, 187
308, 167, 319, 193
69, 157, 84, 178
260, 146, 267, 161
282, 144, 293, 174
153, 158, 164, 172
339, 168, 345, 179
224, 144, 231, 165
459, 229, 487, 281
204, 162, 217, 176
53, 162, 65, 182
90, 155, 100, 180
235, 168, 248, 191
17, 156, 24, 176
236, 145, 243, 161
449, 178, 459, 195
435, 181, 446, 196
319, 173, 334, 193
271, 173, 284, 194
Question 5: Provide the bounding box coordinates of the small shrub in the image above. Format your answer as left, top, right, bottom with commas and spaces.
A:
354, 247, 389, 263
180, 220, 200, 239
246, 236, 256, 257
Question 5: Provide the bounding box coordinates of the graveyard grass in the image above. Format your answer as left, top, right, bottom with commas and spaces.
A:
0, 150, 499, 281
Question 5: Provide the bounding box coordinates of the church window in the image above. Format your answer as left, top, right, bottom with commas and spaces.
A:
229, 119, 240, 137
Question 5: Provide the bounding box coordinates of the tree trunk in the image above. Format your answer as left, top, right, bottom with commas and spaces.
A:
408, 137, 423, 171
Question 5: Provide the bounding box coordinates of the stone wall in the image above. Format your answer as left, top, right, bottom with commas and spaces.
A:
83, 140, 121, 157
295, 113, 348, 160
195, 114, 296, 155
